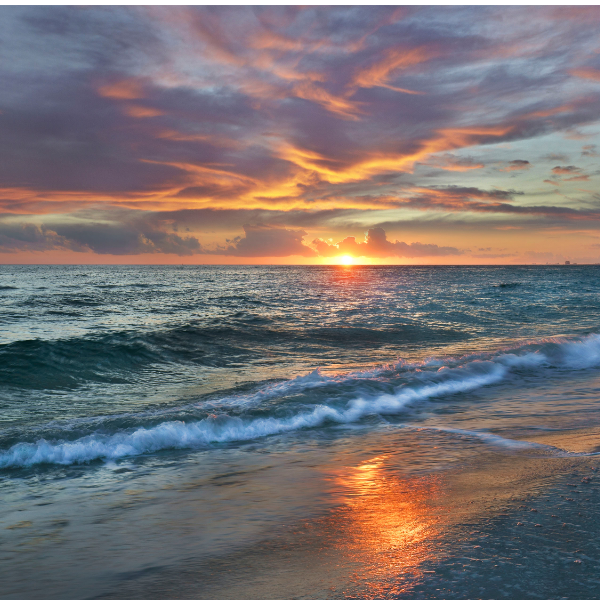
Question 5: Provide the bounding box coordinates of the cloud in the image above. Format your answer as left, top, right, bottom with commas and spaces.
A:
1, 5, 600, 208
551, 165, 581, 175
217, 224, 317, 257
570, 67, 600, 82
582, 144, 598, 157
98, 79, 146, 100
542, 153, 569, 161
565, 174, 590, 181
3, 6, 600, 262
0, 219, 202, 255
420, 153, 485, 172
144, 207, 358, 231
390, 185, 522, 212
500, 159, 531, 171
51, 222, 202, 255
374, 186, 600, 222
425, 186, 518, 201
0, 222, 75, 253
549, 164, 590, 182
313, 227, 462, 258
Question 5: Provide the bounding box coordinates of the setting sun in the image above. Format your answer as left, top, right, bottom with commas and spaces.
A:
338, 254, 354, 265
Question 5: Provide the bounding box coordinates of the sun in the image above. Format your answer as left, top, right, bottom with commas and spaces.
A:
338, 254, 354, 265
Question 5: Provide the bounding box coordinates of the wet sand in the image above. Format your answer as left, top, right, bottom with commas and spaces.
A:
94, 433, 600, 600
517, 426, 600, 454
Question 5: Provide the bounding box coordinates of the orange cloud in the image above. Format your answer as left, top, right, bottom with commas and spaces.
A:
276, 124, 515, 191
156, 129, 245, 149
570, 67, 600, 82
352, 45, 438, 89
98, 80, 145, 99
500, 160, 531, 171
124, 105, 165, 118
525, 104, 575, 119
291, 81, 363, 119
551, 165, 581, 175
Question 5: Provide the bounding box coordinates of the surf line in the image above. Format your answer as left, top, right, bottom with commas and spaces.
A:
397, 424, 600, 457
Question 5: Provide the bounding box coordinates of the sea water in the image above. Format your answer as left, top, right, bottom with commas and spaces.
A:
2, 265, 600, 599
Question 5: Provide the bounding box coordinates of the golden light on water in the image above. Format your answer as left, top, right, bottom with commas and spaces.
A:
325, 454, 445, 598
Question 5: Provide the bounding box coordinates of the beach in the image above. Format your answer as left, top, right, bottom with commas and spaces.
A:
6, 428, 598, 600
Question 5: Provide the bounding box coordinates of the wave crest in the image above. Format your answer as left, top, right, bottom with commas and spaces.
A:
3, 333, 600, 468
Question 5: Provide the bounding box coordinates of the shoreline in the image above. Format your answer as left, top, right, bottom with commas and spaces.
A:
92, 433, 600, 600
516, 426, 600, 454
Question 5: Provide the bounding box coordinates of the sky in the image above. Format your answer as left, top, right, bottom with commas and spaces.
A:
2, 5, 600, 265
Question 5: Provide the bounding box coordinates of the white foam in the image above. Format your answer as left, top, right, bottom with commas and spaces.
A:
0, 362, 507, 468
4, 332, 600, 468
560, 333, 600, 369
495, 352, 548, 368
199, 334, 600, 412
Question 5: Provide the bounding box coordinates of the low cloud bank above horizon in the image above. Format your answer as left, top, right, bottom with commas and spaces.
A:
219, 225, 317, 258
0, 221, 203, 256
313, 228, 461, 258
0, 219, 459, 260
2, 6, 600, 263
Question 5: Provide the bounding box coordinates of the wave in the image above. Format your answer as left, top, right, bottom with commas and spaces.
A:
0, 321, 464, 389
0, 326, 257, 388
0, 364, 507, 468
3, 333, 600, 468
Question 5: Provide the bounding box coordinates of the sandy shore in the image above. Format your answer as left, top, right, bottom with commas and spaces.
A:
516, 426, 600, 454
94, 429, 600, 600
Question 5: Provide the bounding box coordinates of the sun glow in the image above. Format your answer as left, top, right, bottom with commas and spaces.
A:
325, 454, 444, 596
338, 254, 354, 265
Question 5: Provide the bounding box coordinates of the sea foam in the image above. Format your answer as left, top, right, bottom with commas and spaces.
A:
2, 334, 600, 468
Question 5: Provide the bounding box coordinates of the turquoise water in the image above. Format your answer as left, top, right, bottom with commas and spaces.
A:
2, 265, 600, 598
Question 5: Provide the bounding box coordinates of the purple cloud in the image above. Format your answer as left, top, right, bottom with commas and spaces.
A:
218, 224, 317, 257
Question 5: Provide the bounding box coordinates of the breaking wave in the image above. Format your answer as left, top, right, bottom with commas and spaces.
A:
2, 333, 600, 468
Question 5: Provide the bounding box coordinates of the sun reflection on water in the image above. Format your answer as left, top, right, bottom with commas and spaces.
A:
329, 454, 445, 597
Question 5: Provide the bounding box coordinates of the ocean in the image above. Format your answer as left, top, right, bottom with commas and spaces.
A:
2, 265, 600, 599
